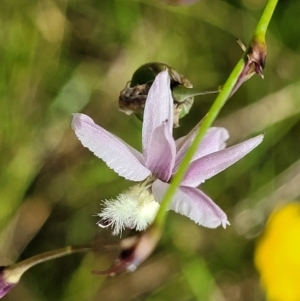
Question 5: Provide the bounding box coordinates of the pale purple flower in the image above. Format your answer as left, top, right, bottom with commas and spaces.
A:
72, 70, 263, 234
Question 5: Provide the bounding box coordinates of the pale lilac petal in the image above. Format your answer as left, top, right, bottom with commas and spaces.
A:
142, 71, 174, 159
145, 122, 176, 182
182, 134, 264, 187
193, 127, 229, 159
72, 113, 151, 181
175, 127, 229, 168
152, 180, 228, 228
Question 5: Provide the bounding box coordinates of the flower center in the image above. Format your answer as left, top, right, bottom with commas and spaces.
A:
97, 180, 159, 235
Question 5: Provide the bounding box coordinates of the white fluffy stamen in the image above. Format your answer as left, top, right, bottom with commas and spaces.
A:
97, 184, 160, 235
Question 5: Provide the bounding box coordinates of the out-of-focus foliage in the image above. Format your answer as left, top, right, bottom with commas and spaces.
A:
255, 202, 300, 301
161, 0, 200, 6
0, 0, 299, 300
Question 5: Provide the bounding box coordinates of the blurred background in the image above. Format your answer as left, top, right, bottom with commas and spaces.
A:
1, 0, 300, 300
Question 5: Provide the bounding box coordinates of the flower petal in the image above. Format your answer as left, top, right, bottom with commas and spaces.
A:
145, 122, 176, 182
72, 113, 151, 181
175, 127, 229, 168
152, 180, 229, 228
182, 134, 264, 187
142, 70, 174, 159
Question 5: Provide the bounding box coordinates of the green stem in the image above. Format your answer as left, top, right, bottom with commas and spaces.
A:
254, 0, 278, 41
5, 244, 93, 282
154, 0, 278, 227
155, 59, 245, 226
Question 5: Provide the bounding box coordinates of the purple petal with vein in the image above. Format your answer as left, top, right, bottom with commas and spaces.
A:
182, 134, 264, 187
152, 180, 228, 228
175, 127, 229, 167
145, 122, 176, 182
72, 113, 151, 181
142, 70, 173, 159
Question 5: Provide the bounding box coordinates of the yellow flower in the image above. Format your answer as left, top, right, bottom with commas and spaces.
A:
255, 202, 300, 301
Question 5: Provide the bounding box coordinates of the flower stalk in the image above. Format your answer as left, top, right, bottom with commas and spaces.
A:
254, 0, 278, 42
154, 0, 278, 229
0, 244, 92, 298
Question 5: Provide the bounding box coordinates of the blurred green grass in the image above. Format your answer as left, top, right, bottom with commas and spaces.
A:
1, 0, 300, 300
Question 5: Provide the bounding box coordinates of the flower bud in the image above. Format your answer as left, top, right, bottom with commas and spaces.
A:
0, 266, 19, 299
93, 224, 162, 277
231, 38, 266, 95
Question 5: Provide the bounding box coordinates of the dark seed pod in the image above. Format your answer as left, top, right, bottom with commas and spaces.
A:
119, 62, 193, 127
119, 62, 219, 127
